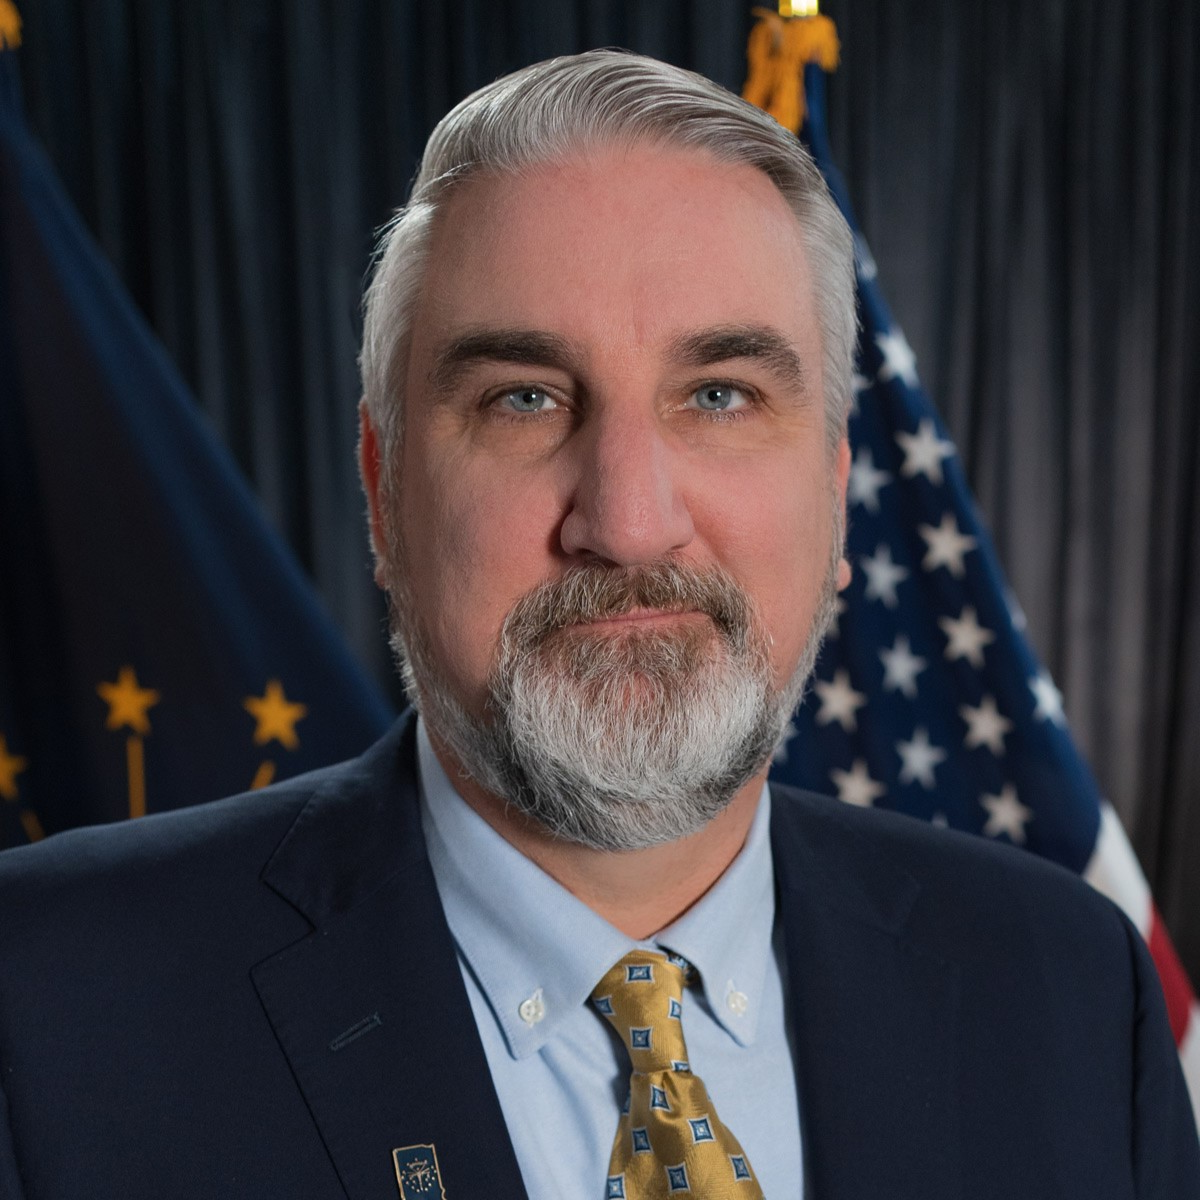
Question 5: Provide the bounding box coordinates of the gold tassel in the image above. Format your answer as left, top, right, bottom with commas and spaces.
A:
742, 8, 840, 133
0, 1, 21, 51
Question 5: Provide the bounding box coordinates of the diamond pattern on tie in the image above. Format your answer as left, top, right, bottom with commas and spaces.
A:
592, 949, 764, 1198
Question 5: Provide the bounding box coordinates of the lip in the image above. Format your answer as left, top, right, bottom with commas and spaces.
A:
573, 608, 706, 630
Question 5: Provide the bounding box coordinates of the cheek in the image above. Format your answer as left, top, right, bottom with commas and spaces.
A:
396, 446, 564, 695
694, 459, 836, 671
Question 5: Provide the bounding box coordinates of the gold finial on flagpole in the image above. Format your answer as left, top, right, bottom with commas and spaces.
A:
0, 1, 22, 50
744, 2, 839, 133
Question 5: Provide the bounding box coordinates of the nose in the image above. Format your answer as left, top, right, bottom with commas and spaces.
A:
558, 406, 695, 565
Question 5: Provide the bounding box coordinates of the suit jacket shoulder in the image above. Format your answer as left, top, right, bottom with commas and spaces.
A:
0, 715, 525, 1200
770, 777, 1133, 965
768, 782, 1200, 1200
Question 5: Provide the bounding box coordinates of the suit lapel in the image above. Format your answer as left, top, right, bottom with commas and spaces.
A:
771, 788, 963, 1200
252, 717, 526, 1200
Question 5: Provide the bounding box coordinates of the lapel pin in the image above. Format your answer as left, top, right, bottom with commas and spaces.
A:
393, 1143, 447, 1199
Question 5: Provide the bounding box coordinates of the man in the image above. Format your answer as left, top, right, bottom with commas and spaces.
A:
0, 50, 1196, 1200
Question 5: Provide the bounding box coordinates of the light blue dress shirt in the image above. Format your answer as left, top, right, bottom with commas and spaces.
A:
417, 720, 804, 1198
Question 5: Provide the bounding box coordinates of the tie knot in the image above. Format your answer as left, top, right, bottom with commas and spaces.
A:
592, 950, 693, 1073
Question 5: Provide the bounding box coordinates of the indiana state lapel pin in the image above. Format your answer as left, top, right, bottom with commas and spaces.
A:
393, 1144, 447, 1199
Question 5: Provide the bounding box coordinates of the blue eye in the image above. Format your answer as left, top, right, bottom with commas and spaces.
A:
690, 384, 748, 412
500, 388, 557, 413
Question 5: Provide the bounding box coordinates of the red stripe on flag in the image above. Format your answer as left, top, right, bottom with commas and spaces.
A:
1148, 906, 1195, 1045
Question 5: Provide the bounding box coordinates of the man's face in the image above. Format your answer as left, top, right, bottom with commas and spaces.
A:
365, 143, 850, 842
380, 140, 848, 705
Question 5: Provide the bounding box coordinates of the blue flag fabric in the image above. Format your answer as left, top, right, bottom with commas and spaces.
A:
770, 64, 1101, 869
0, 54, 392, 849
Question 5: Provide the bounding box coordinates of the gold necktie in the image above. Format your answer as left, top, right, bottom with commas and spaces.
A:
592, 949, 765, 1198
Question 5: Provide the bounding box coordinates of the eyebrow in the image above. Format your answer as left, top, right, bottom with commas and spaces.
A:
666, 325, 811, 395
427, 329, 582, 396
425, 322, 811, 397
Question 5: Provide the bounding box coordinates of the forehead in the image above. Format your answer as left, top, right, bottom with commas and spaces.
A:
406, 142, 818, 365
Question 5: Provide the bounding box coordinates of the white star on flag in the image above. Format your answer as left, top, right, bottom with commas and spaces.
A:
860, 544, 909, 608
939, 606, 995, 668
824, 594, 846, 639
895, 727, 947, 789
850, 371, 870, 415
918, 512, 977, 577
879, 635, 927, 699
831, 759, 886, 808
981, 784, 1034, 843
854, 233, 878, 282
895, 418, 955, 485
1005, 586, 1029, 632
813, 669, 867, 732
847, 447, 892, 512
772, 720, 799, 764
1030, 670, 1067, 725
960, 694, 1014, 755
875, 327, 918, 387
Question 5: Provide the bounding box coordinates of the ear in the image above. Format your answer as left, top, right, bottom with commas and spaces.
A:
358, 400, 388, 585
834, 436, 853, 591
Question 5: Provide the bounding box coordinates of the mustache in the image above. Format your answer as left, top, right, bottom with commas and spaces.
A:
500, 560, 755, 649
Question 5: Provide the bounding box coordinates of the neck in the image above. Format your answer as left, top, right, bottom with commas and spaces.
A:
426, 730, 766, 939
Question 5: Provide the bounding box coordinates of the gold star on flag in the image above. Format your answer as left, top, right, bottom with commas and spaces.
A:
97, 667, 160, 735
0, 735, 29, 801
244, 680, 307, 750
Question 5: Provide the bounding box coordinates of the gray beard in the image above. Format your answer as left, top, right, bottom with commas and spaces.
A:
387, 554, 839, 852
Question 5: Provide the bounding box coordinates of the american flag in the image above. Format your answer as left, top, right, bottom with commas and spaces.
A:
769, 63, 1200, 1116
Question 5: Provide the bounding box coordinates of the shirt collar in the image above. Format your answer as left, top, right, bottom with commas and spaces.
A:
416, 718, 777, 1059
652, 781, 776, 1047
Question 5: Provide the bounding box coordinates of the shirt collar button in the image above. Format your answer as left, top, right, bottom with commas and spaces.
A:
518, 988, 546, 1026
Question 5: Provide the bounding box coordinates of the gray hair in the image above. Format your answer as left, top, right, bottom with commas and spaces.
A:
360, 48, 856, 467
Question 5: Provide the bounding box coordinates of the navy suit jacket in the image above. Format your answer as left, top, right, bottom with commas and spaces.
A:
0, 714, 1196, 1198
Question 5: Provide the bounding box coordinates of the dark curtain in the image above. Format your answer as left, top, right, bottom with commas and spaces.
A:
12, 0, 1199, 979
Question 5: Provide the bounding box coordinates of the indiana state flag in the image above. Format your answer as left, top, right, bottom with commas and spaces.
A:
0, 43, 392, 849
766, 54, 1200, 1111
